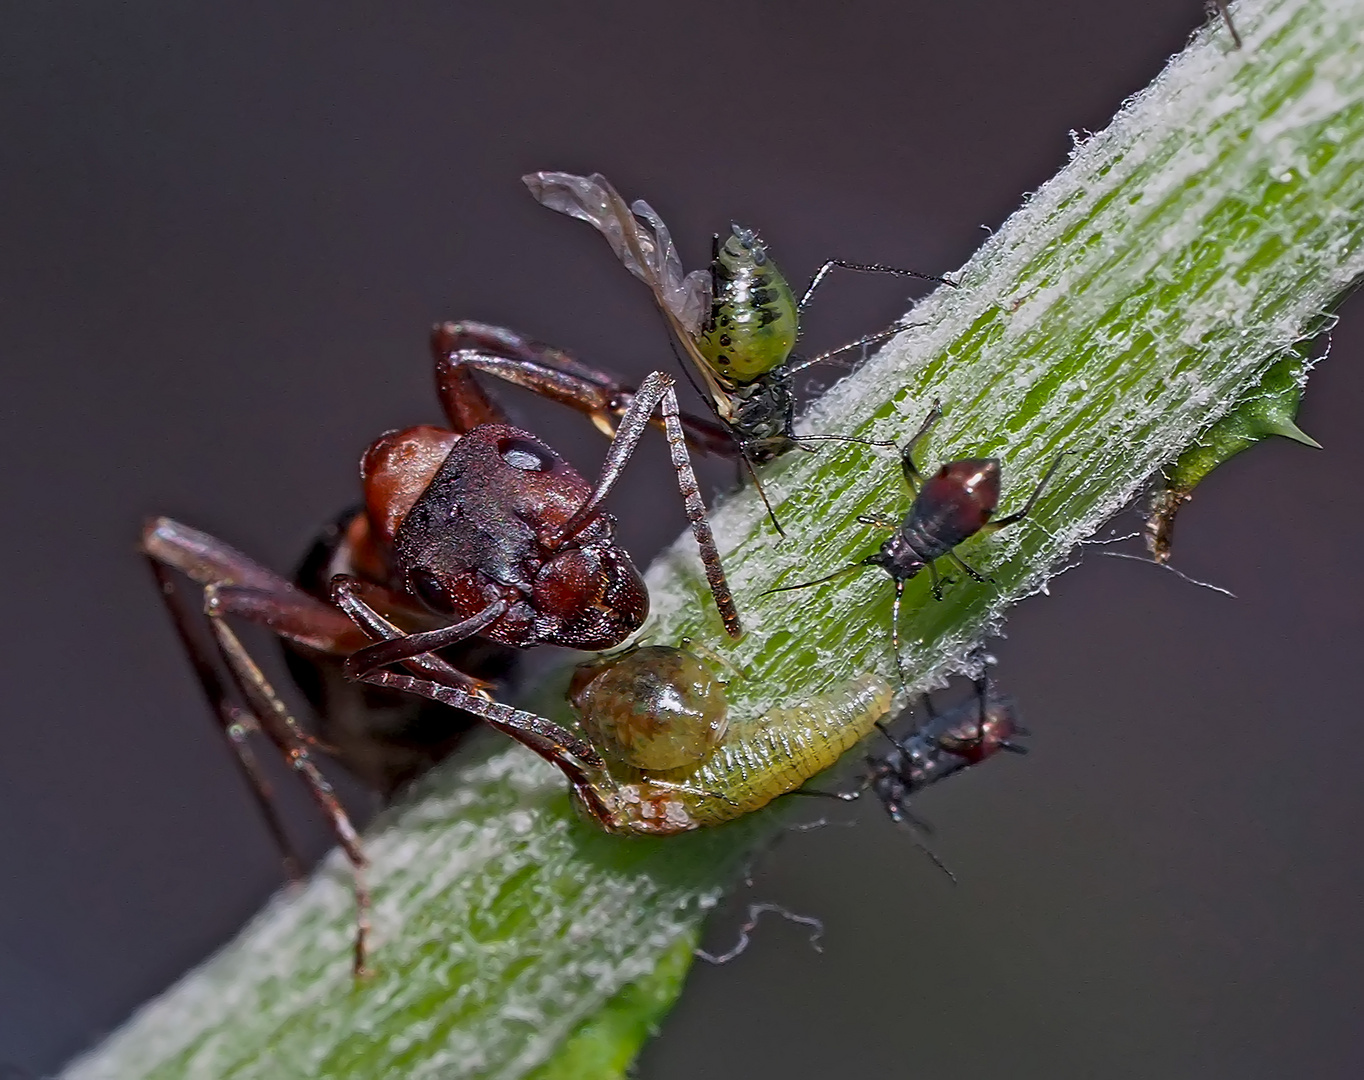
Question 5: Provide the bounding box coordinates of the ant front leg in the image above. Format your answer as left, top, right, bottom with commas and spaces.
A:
330, 582, 614, 813
431, 321, 736, 458
201, 588, 374, 976
549, 370, 743, 638
142, 518, 374, 870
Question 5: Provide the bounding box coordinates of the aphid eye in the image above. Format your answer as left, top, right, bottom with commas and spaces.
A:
408, 568, 454, 614
497, 435, 554, 472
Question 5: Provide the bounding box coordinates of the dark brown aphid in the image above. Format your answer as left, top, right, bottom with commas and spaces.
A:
810, 671, 1029, 879
143, 322, 741, 972
769, 403, 1070, 685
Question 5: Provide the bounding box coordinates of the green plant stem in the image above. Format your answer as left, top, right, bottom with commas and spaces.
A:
65, 1, 1364, 1077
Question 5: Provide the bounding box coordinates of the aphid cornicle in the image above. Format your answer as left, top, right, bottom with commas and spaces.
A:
523, 171, 954, 528
770, 402, 1071, 685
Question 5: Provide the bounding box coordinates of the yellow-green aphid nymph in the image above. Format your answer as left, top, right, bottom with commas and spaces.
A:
569, 661, 894, 835
697, 226, 799, 384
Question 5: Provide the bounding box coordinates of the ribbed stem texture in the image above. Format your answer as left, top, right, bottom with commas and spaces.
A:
65, 1, 1364, 1076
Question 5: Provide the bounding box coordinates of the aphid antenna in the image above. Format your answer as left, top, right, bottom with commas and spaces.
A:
762, 559, 874, 597
695, 902, 826, 966
796, 259, 959, 314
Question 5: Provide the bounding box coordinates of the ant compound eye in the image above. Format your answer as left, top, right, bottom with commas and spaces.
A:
497, 435, 555, 472
408, 568, 454, 614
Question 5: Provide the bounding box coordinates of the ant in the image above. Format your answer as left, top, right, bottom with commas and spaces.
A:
523, 170, 956, 531
143, 323, 743, 973
768, 402, 1071, 686
806, 670, 1029, 879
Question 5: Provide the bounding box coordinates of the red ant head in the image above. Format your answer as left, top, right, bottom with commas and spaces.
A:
381, 424, 649, 650
532, 542, 648, 650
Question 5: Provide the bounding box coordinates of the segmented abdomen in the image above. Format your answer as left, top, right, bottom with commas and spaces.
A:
697, 227, 799, 384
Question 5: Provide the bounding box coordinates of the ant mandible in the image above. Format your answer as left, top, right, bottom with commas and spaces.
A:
143, 322, 743, 973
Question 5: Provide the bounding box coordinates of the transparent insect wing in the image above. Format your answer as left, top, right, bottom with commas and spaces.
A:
629, 198, 711, 335
523, 171, 709, 335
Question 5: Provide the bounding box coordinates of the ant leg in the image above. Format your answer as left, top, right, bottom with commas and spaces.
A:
146, 558, 304, 881
432, 323, 736, 458
551, 370, 742, 639
899, 400, 944, 493
142, 518, 384, 873
331, 576, 507, 684
796, 259, 957, 313
201, 587, 373, 976
856, 513, 899, 530
332, 585, 607, 771
984, 450, 1073, 531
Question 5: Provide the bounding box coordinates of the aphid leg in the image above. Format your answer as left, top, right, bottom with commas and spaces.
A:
883, 800, 957, 883
983, 450, 1073, 532
201, 586, 373, 975
548, 369, 742, 638
789, 777, 867, 805
900, 400, 945, 493
796, 259, 957, 313
737, 447, 788, 538
926, 559, 953, 601
947, 550, 991, 584
786, 432, 897, 454
783, 322, 928, 377
1209, 0, 1242, 47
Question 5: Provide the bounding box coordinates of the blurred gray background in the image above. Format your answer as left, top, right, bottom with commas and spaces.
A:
3, 2, 1362, 1077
